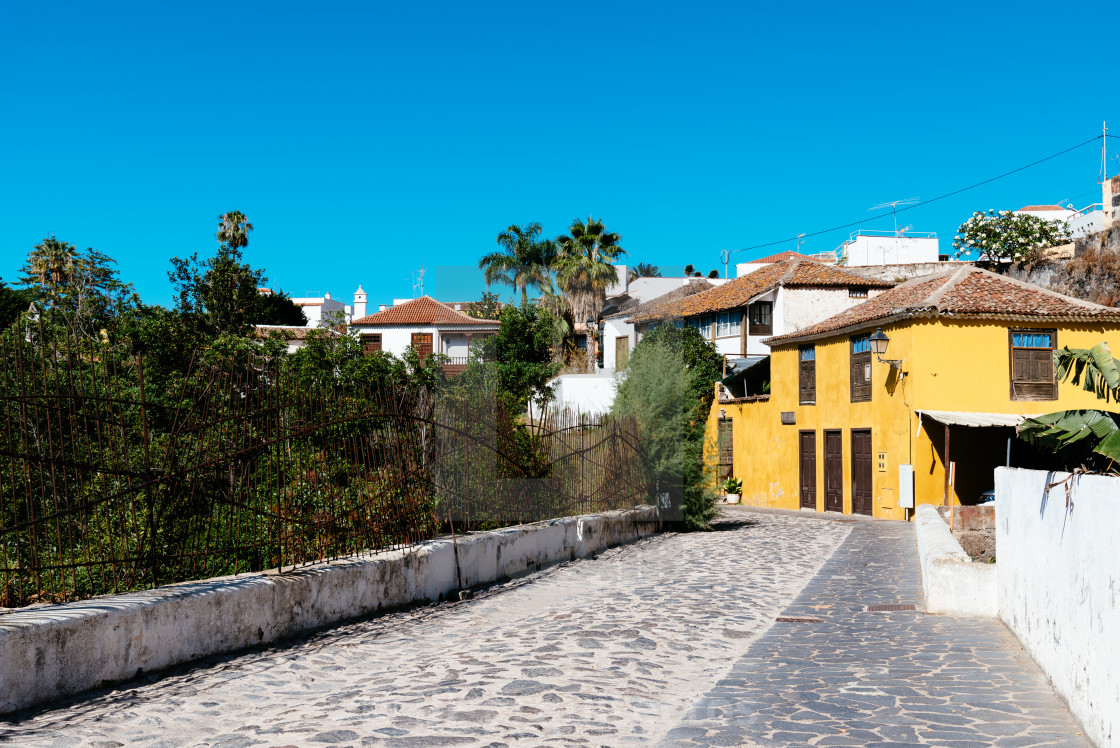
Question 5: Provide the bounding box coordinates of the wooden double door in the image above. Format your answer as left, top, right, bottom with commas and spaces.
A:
802, 429, 874, 516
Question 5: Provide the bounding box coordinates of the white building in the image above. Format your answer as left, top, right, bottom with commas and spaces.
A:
600, 279, 715, 371
1015, 203, 1105, 241
349, 296, 498, 375
630, 258, 894, 396
836, 230, 940, 267
291, 292, 348, 327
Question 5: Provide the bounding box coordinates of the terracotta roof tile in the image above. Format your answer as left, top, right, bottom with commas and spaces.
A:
350, 296, 498, 327
741, 250, 821, 264
1018, 205, 1067, 212
766, 266, 1120, 346
632, 259, 891, 321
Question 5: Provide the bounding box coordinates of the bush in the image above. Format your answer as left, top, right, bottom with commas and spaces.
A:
613, 338, 718, 529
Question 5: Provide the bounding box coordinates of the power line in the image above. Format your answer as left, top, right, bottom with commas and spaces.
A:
727, 135, 1103, 257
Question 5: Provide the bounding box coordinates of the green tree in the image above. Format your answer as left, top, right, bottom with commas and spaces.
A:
253, 290, 308, 326
0, 277, 33, 327
683, 264, 695, 276
612, 337, 719, 529
1018, 342, 1120, 466
479, 223, 557, 305
953, 209, 1071, 265
465, 291, 502, 320
707, 269, 720, 279
631, 262, 661, 279
477, 304, 560, 412
18, 239, 137, 338
169, 211, 273, 336
636, 324, 723, 417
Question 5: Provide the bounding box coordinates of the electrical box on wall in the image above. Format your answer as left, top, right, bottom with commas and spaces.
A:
898, 464, 915, 509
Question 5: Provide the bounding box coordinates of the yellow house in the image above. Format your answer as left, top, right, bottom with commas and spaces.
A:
708, 266, 1120, 519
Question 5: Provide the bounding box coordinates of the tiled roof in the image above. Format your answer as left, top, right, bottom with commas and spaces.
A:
350, 296, 498, 327
1018, 205, 1066, 212
252, 325, 342, 340
766, 266, 1120, 346
614, 279, 714, 320
632, 259, 891, 321
741, 250, 820, 265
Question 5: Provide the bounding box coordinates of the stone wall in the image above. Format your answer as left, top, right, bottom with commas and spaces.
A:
935, 505, 995, 562
0, 505, 660, 715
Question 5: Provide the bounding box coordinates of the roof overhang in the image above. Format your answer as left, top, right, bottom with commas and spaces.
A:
917, 410, 1025, 428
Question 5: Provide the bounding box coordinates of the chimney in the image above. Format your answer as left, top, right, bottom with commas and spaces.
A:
353, 285, 367, 319
324, 291, 332, 300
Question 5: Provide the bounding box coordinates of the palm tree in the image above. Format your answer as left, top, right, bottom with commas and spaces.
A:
479, 222, 556, 305
217, 211, 254, 250
631, 262, 661, 279
25, 236, 78, 286
555, 216, 625, 370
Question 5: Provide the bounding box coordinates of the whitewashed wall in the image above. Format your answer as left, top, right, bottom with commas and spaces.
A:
546, 374, 618, 416
782, 287, 869, 335
602, 316, 636, 371
995, 467, 1120, 748
843, 235, 939, 266
349, 325, 495, 358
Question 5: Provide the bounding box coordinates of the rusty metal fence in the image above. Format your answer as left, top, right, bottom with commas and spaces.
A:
0, 323, 648, 608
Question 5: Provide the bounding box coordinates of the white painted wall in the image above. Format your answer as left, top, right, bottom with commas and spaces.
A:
547, 373, 619, 416
602, 316, 636, 371
995, 467, 1120, 748
840, 235, 940, 266
1068, 210, 1104, 239
914, 504, 996, 616
349, 324, 496, 359
782, 287, 872, 335
293, 294, 348, 327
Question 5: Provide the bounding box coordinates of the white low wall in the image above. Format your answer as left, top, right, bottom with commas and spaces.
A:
914, 504, 996, 616
0, 505, 659, 715
996, 467, 1120, 748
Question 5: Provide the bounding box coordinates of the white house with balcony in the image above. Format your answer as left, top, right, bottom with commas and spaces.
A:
349, 296, 498, 376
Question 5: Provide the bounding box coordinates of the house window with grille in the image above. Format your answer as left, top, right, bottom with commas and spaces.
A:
799, 345, 816, 405
1010, 329, 1057, 401
849, 287, 869, 298
748, 301, 773, 335
850, 334, 872, 403
360, 333, 382, 354
715, 311, 741, 338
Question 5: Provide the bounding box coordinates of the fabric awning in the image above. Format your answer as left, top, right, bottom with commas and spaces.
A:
917, 410, 1025, 428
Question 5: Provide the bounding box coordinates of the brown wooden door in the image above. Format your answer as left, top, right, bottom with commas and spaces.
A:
717, 419, 733, 479
851, 428, 873, 516
411, 332, 433, 358
824, 430, 843, 512
615, 336, 630, 369
799, 431, 816, 510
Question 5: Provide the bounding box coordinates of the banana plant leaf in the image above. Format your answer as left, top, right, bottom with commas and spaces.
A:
1018, 409, 1120, 462
1054, 343, 1120, 403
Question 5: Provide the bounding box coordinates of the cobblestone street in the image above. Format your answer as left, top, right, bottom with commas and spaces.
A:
1, 509, 1088, 747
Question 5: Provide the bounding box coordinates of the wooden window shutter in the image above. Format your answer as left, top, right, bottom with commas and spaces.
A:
799, 360, 816, 405
1009, 328, 1057, 401
850, 351, 872, 403
360, 333, 382, 354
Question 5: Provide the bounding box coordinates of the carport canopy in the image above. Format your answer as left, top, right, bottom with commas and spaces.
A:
915, 410, 1026, 507
916, 410, 1025, 428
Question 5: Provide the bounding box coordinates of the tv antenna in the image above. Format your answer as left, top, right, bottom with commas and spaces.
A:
412, 266, 426, 297
1101, 121, 1109, 184
796, 233, 806, 252
869, 197, 919, 236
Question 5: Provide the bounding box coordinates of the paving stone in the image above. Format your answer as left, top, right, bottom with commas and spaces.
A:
0, 508, 1091, 746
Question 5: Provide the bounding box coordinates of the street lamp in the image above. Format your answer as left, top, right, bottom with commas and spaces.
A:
869, 327, 905, 378
585, 318, 596, 373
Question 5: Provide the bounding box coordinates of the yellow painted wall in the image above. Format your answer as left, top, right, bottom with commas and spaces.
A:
709, 319, 1120, 519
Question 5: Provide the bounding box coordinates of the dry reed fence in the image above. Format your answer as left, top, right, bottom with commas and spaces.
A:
0, 322, 648, 608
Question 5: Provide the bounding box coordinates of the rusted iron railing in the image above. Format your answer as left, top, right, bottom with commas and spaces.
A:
0, 321, 648, 608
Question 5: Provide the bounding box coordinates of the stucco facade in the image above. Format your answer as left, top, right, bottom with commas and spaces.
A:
709, 316, 1120, 520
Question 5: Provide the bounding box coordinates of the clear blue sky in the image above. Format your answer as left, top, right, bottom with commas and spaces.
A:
2, 1, 1117, 309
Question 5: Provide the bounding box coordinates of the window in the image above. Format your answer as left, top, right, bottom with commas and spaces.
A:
715, 311, 741, 338
748, 301, 773, 335
850, 334, 872, 402
849, 287, 869, 298
799, 345, 816, 405
1010, 328, 1057, 400
360, 333, 382, 353
688, 316, 713, 338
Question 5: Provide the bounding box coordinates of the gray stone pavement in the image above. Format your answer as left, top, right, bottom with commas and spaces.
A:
0, 508, 1089, 747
